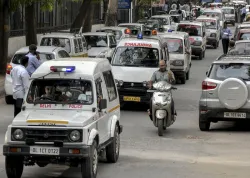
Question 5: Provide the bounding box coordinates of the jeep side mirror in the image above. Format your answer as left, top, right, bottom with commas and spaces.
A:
98, 99, 107, 110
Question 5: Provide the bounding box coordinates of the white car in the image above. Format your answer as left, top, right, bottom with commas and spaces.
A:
4, 46, 70, 104
97, 26, 128, 43
83, 32, 117, 58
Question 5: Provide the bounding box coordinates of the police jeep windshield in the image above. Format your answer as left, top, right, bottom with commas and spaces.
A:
197, 19, 216, 29
164, 38, 183, 54
177, 24, 201, 36
112, 46, 159, 67
26, 79, 93, 105
84, 35, 108, 47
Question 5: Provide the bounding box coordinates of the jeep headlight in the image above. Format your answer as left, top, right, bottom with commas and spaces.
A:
69, 130, 81, 142
210, 33, 216, 38
12, 129, 24, 140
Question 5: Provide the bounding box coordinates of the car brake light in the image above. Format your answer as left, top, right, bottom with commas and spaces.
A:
202, 81, 217, 90
6, 63, 12, 74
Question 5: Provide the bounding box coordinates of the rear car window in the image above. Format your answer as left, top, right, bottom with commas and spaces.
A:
209, 63, 250, 80
12, 53, 55, 64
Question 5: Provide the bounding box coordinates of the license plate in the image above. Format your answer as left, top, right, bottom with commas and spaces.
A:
123, 96, 141, 102
30, 146, 59, 155
224, 112, 246, 118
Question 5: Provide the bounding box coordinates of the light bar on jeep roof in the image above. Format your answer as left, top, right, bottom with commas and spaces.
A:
50, 66, 75, 72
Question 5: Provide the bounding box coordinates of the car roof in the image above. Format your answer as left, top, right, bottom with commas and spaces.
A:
235, 40, 250, 44
214, 55, 250, 64
32, 58, 110, 78
178, 21, 203, 26
100, 26, 127, 31
118, 23, 142, 26
151, 15, 171, 18
158, 31, 187, 39
222, 6, 234, 9
203, 8, 222, 12
15, 46, 64, 54
197, 15, 219, 20
83, 32, 110, 36
41, 33, 79, 38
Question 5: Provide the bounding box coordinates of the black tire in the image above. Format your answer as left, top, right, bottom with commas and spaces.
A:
217, 41, 219, 47
232, 22, 235, 26
199, 119, 210, 131
186, 70, 190, 80
203, 50, 205, 58
81, 140, 98, 178
106, 124, 120, 163
180, 76, 186, 84
5, 156, 24, 178
5, 95, 14, 105
214, 43, 217, 49
198, 52, 202, 60
158, 119, 164, 136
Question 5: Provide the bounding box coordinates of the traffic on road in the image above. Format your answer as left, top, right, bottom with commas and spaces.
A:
1, 1, 250, 178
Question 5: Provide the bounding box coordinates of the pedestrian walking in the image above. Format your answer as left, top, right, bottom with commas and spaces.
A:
26, 44, 41, 76
241, 5, 246, 22
221, 23, 232, 55
11, 56, 30, 117
196, 8, 201, 18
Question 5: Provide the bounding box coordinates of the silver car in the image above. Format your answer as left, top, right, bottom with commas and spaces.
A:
222, 7, 235, 26
199, 54, 250, 131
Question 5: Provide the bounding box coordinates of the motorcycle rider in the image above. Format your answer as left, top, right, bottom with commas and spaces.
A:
148, 60, 176, 120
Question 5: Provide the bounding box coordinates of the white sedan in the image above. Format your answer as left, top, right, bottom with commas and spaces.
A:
4, 46, 70, 104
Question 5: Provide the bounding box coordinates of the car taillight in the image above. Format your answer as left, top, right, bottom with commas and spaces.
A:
6, 63, 12, 74
202, 81, 217, 90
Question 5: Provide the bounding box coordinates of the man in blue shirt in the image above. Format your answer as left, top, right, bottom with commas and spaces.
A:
221, 22, 232, 55
241, 6, 246, 22
26, 44, 41, 76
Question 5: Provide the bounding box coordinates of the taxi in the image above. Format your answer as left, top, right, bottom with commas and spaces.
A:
83, 32, 117, 58
159, 31, 192, 84
196, 15, 220, 48
202, 8, 225, 29
97, 26, 128, 43
111, 29, 169, 104
176, 21, 206, 60
3, 58, 123, 178
39, 32, 88, 57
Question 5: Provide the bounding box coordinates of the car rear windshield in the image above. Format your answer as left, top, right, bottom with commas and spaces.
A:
163, 38, 183, 54
209, 63, 250, 80
84, 35, 108, 47
239, 33, 250, 40
40, 38, 71, 53
27, 79, 93, 105
177, 24, 201, 36
222, 9, 234, 14
112, 47, 159, 67
12, 53, 55, 64
197, 19, 217, 29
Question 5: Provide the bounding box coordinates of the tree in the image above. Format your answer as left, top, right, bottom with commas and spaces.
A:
105, 0, 117, 26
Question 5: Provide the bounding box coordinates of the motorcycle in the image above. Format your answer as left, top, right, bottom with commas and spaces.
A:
148, 81, 177, 136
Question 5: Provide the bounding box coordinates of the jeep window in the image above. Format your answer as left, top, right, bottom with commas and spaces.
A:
95, 78, 103, 105
197, 19, 217, 29
40, 37, 71, 53
112, 47, 159, 67
209, 63, 250, 80
74, 39, 79, 53
84, 35, 108, 47
163, 38, 183, 54
102, 71, 117, 101
222, 9, 234, 14
202, 12, 222, 20
177, 24, 201, 36
27, 79, 93, 105
77, 38, 83, 52
12, 53, 55, 64
58, 50, 70, 58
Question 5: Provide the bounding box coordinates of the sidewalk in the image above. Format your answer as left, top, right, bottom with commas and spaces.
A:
0, 75, 4, 98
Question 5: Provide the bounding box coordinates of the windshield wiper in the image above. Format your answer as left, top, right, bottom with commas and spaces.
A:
34, 100, 57, 105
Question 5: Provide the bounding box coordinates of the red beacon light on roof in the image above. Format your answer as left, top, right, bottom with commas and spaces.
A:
50, 66, 75, 72
124, 29, 131, 34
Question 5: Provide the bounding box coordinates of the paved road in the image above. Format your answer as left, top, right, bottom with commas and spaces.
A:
1, 26, 250, 178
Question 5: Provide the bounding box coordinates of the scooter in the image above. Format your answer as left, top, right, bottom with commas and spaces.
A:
148, 81, 177, 136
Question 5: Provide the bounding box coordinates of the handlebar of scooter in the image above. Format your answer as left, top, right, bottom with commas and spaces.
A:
147, 86, 177, 92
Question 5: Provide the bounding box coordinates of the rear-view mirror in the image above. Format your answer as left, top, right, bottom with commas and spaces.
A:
98, 99, 107, 110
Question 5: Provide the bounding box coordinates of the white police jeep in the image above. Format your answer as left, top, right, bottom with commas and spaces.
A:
3, 58, 123, 178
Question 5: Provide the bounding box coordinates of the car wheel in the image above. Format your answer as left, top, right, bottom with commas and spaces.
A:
158, 119, 164, 136
106, 124, 120, 163
180, 75, 186, 84
5, 156, 24, 178
186, 70, 190, 80
81, 140, 98, 178
214, 42, 217, 49
199, 117, 210, 131
198, 52, 203, 60
5, 95, 14, 105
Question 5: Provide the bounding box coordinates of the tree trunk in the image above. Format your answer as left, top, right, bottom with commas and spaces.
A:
103, 0, 109, 20
82, 2, 96, 32
70, 0, 92, 33
25, 2, 37, 46
0, 0, 10, 74
105, 0, 118, 26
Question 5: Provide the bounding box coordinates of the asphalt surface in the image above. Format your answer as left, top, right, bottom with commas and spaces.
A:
0, 26, 250, 178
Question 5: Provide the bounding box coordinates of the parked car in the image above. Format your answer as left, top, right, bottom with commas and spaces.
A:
4, 46, 70, 104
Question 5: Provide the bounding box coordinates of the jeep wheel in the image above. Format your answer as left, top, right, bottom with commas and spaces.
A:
199, 118, 210, 131
203, 50, 205, 58
180, 76, 186, 84
214, 43, 217, 49
5, 156, 24, 178
106, 124, 120, 163
81, 140, 98, 178
186, 70, 190, 80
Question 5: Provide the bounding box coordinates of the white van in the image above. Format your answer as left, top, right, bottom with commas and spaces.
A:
111, 29, 169, 104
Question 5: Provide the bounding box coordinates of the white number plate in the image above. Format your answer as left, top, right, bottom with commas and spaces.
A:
30, 146, 59, 155
224, 112, 246, 118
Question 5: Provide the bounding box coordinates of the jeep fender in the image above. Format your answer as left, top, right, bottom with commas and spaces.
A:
87, 129, 99, 146
109, 115, 119, 137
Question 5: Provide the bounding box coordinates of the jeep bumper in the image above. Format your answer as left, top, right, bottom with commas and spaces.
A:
191, 46, 202, 56
3, 144, 90, 157
206, 37, 217, 45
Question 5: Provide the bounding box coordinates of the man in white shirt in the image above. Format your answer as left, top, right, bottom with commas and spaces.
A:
11, 56, 30, 117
